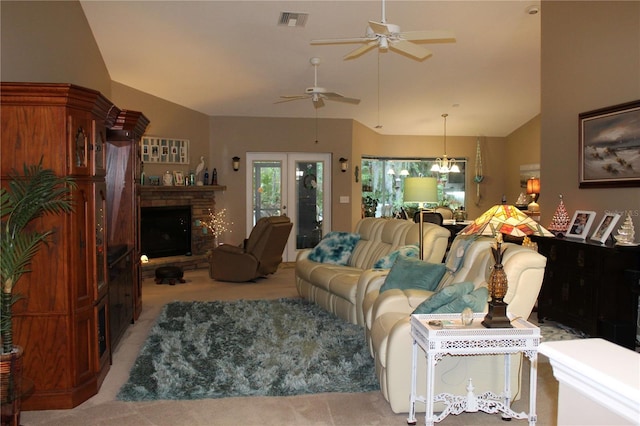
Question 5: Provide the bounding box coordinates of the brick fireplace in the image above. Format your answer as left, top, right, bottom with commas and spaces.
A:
139, 185, 226, 257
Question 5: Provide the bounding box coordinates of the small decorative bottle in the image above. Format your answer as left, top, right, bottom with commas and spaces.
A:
212, 168, 218, 185
203, 168, 209, 185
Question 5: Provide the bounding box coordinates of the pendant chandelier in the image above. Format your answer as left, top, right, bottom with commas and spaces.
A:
431, 113, 460, 174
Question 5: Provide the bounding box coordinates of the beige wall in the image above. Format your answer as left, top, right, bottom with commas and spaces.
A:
0, 1, 111, 97
209, 116, 354, 239
506, 115, 541, 205
541, 1, 640, 231
111, 82, 211, 179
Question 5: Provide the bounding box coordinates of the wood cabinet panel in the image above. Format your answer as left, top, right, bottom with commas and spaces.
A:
106, 110, 149, 347
1, 82, 123, 409
535, 236, 640, 349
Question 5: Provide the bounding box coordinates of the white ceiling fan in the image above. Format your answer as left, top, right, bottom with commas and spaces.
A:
275, 57, 360, 108
310, 0, 455, 61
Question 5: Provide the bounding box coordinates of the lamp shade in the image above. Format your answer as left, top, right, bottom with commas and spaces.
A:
526, 178, 540, 195
459, 203, 554, 237
403, 177, 438, 204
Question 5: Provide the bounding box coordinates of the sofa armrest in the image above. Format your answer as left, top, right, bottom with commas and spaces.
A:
356, 269, 390, 325
502, 247, 547, 320
296, 248, 312, 261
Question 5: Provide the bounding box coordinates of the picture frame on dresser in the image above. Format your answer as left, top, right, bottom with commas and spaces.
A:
566, 210, 596, 240
579, 100, 640, 188
590, 213, 621, 244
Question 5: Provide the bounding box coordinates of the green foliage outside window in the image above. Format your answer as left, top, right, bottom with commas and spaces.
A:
361, 157, 466, 217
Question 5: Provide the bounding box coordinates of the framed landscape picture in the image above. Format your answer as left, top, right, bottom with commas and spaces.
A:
579, 100, 640, 188
566, 210, 596, 240
590, 213, 620, 244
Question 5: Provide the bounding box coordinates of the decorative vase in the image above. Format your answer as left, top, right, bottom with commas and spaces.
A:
1, 346, 24, 426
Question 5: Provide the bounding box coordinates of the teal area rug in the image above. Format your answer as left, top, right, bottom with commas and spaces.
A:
117, 299, 378, 401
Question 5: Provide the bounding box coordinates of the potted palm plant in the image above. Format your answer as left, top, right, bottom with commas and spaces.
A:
1, 159, 74, 424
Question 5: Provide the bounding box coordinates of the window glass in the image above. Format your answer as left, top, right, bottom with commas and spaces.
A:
361, 157, 466, 218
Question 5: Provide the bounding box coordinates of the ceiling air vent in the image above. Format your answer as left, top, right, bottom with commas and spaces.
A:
278, 12, 308, 27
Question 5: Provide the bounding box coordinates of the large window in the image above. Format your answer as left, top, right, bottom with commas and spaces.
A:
361, 157, 466, 218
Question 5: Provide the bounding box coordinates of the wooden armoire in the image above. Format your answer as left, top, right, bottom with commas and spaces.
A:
0, 83, 147, 410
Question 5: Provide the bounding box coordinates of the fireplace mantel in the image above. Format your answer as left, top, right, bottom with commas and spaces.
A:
139, 185, 227, 198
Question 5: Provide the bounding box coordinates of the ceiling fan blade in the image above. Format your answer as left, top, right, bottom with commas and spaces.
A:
344, 40, 378, 60
323, 92, 361, 104
274, 95, 309, 104
368, 20, 392, 36
400, 30, 456, 42
311, 36, 373, 45
390, 40, 432, 60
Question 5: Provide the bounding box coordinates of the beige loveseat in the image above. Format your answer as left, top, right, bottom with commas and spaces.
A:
295, 217, 450, 326
367, 236, 547, 413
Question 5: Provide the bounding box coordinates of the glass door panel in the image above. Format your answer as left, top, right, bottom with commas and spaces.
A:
292, 158, 325, 250
246, 152, 331, 262
250, 158, 285, 224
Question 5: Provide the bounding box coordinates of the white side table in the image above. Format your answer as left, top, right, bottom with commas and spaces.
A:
407, 313, 540, 426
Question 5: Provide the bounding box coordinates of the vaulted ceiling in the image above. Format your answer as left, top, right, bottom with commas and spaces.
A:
80, 1, 541, 137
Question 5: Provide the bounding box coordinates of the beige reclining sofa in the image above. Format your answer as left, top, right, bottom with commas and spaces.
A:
295, 217, 450, 326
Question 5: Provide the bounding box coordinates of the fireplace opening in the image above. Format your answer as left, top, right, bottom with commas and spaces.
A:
141, 205, 192, 258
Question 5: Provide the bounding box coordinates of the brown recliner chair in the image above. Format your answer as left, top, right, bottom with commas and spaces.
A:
209, 215, 293, 282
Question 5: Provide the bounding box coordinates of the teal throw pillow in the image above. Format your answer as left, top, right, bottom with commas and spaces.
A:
412, 282, 475, 314
379, 256, 446, 294
373, 245, 420, 269
431, 286, 489, 314
307, 232, 361, 265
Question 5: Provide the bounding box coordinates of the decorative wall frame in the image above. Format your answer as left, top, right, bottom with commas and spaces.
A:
590, 213, 620, 244
141, 136, 189, 164
579, 100, 640, 188
566, 210, 596, 240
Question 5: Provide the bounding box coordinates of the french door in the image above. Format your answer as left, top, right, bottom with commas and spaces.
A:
246, 152, 332, 261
